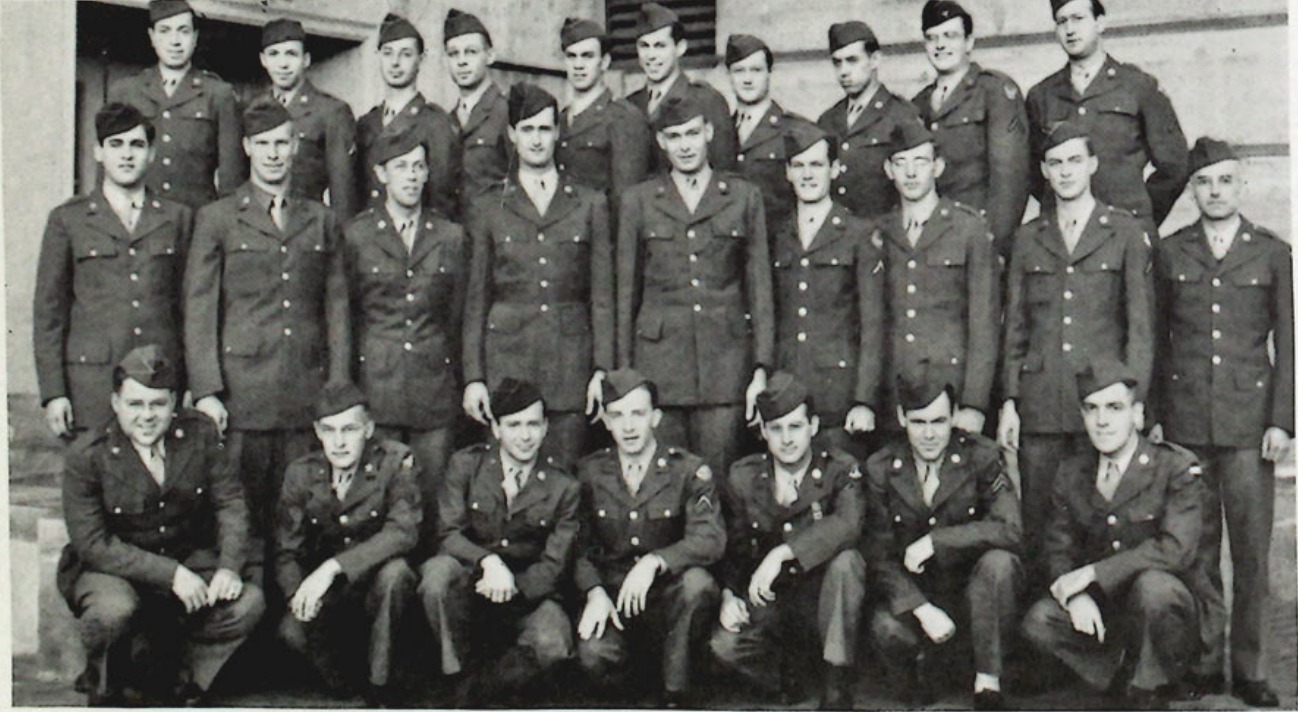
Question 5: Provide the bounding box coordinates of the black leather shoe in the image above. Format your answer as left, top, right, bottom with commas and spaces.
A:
1184, 672, 1226, 699
1233, 679, 1280, 708
820, 665, 853, 710
175, 682, 207, 707
1124, 686, 1166, 711
660, 690, 686, 709
974, 689, 1007, 710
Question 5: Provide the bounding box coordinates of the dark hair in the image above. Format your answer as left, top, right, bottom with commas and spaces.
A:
668, 21, 687, 44
99, 118, 156, 145
110, 366, 176, 394
1056, 0, 1106, 20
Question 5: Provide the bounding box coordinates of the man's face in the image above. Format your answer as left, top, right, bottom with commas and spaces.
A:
564, 38, 609, 93
148, 12, 197, 69
491, 402, 548, 464
509, 107, 558, 169
445, 33, 492, 90
1081, 383, 1143, 456
1054, 1, 1104, 59
899, 391, 954, 463
830, 42, 876, 97
657, 115, 712, 174
376, 145, 429, 209
1042, 137, 1097, 201
111, 378, 176, 449
379, 38, 422, 89
243, 122, 296, 186
728, 51, 771, 106
260, 40, 310, 92
885, 142, 944, 202
603, 387, 660, 458
760, 405, 820, 468
637, 25, 684, 83
95, 125, 154, 189
1191, 160, 1243, 221
786, 139, 837, 203
924, 16, 974, 75
314, 406, 374, 473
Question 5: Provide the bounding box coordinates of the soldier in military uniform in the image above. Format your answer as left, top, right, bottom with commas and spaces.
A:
911, 0, 1029, 257
816, 20, 925, 221
275, 382, 420, 705
35, 103, 192, 444
254, 19, 358, 220
877, 121, 999, 435
1152, 139, 1293, 707
1022, 360, 1205, 710
108, 0, 245, 209
726, 34, 801, 237
344, 126, 468, 552
1027, 0, 1189, 233
710, 373, 866, 709
355, 13, 460, 219
771, 120, 885, 460
59, 346, 265, 706
444, 9, 512, 205
999, 122, 1153, 576
617, 96, 775, 476
574, 370, 725, 707
865, 375, 1021, 710
626, 3, 737, 174
184, 99, 351, 545
419, 379, 579, 705
462, 84, 613, 470
557, 17, 651, 214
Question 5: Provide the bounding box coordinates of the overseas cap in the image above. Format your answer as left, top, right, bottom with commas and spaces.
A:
601, 369, 658, 407
560, 17, 606, 50
243, 97, 292, 136
491, 378, 544, 419
725, 34, 771, 67
1076, 357, 1139, 402
507, 83, 559, 127
783, 118, 836, 161
653, 95, 707, 132
896, 368, 955, 412
95, 102, 150, 143
149, 0, 192, 25
371, 124, 427, 166
634, 2, 679, 39
315, 381, 368, 420
1042, 120, 1089, 153
756, 372, 813, 422
1188, 137, 1238, 176
378, 13, 424, 48
444, 8, 491, 44
828, 21, 878, 53
262, 18, 306, 49
889, 118, 936, 157
922, 0, 973, 33
115, 345, 179, 391
1052, 0, 1106, 17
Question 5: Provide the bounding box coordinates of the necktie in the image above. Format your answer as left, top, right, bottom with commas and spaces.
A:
143, 445, 165, 486
1062, 218, 1081, 253
162, 76, 178, 96
457, 99, 472, 126
382, 104, 398, 126
503, 466, 521, 507
682, 176, 703, 213
269, 196, 286, 231
800, 212, 819, 249
920, 462, 940, 507
333, 469, 354, 501
846, 101, 865, 127
906, 217, 925, 247
736, 111, 755, 144
1097, 459, 1121, 501
623, 462, 645, 496
274, 90, 290, 107
774, 468, 800, 507
648, 88, 665, 114
399, 220, 416, 252
1209, 230, 1231, 260
932, 83, 948, 112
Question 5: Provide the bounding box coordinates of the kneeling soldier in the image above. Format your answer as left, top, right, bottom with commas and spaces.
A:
1022, 359, 1204, 710
710, 372, 866, 709
419, 379, 579, 705
865, 372, 1021, 709
276, 382, 421, 704
59, 345, 264, 706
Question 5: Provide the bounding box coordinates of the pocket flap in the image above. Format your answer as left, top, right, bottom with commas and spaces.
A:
636, 310, 664, 341
65, 335, 112, 365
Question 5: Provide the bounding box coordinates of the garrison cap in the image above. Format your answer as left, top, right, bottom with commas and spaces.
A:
315, 381, 368, 420
378, 13, 424, 49
1042, 120, 1090, 153
371, 125, 427, 166
115, 345, 178, 391
1188, 137, 1239, 177
756, 372, 813, 422
444, 8, 491, 44
560, 17, 606, 50
149, 0, 193, 25
243, 98, 292, 136
783, 119, 836, 161
601, 369, 658, 407
896, 368, 955, 412
1076, 357, 1139, 402
95, 102, 150, 143
889, 118, 936, 157
1051, 0, 1105, 17
828, 21, 878, 53
725, 34, 771, 67
922, 0, 973, 33
634, 2, 679, 39
653, 95, 707, 132
491, 378, 544, 419
261, 18, 306, 49
507, 83, 559, 127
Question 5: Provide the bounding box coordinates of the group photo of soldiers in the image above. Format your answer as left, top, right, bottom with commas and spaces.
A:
27, 0, 1295, 709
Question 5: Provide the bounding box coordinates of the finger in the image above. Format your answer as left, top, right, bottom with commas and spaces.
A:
586, 619, 600, 640
1095, 621, 1106, 643
610, 609, 625, 631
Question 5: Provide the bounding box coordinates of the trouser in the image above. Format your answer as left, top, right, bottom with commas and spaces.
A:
817, 426, 884, 468
278, 558, 416, 689
1017, 432, 1087, 581
376, 425, 453, 554
1187, 444, 1274, 681
870, 549, 1022, 679
226, 428, 317, 547
418, 555, 573, 693
710, 550, 866, 690
656, 405, 745, 477
1022, 569, 1198, 692
577, 567, 720, 695
70, 571, 265, 700
539, 411, 589, 473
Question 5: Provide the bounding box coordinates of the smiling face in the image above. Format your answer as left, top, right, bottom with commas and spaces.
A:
1042, 137, 1097, 201
379, 37, 422, 89
637, 25, 685, 83
657, 115, 712, 174
376, 144, 429, 209
491, 401, 548, 465
314, 405, 375, 473
509, 106, 558, 169
1190, 160, 1243, 221
924, 16, 974, 75
95, 125, 154, 189
244, 121, 297, 186
564, 37, 609, 93
111, 377, 176, 449
898, 390, 955, 463
885, 141, 944, 202
786, 139, 837, 203
728, 50, 771, 106
603, 386, 661, 458
1081, 382, 1142, 456
148, 12, 197, 70
445, 33, 493, 91
830, 41, 877, 97
760, 404, 819, 469
1054, 0, 1105, 60
260, 40, 310, 92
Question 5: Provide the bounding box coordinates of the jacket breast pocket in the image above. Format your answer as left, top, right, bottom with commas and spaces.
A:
1024, 264, 1057, 304
645, 220, 677, 241
104, 489, 146, 517
1230, 264, 1273, 289
224, 240, 273, 295
1124, 511, 1160, 542
71, 235, 120, 262
65, 333, 112, 366
645, 500, 682, 540
1020, 351, 1045, 374
487, 308, 531, 335
636, 310, 665, 342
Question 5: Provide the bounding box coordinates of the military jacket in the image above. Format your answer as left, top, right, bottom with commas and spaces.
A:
718, 448, 864, 595
108, 66, 245, 208
574, 445, 726, 592
816, 87, 924, 220
463, 177, 613, 412
438, 443, 580, 601
1003, 204, 1154, 434
344, 207, 467, 429
275, 438, 421, 598
865, 432, 1020, 614
913, 63, 1030, 253
356, 93, 460, 219
734, 101, 802, 236
250, 81, 358, 220
617, 172, 774, 407
184, 182, 351, 430
34, 190, 192, 435
1153, 218, 1294, 446
451, 83, 512, 207
628, 73, 737, 174
558, 89, 651, 210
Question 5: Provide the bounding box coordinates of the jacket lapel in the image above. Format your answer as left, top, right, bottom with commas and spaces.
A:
929, 64, 982, 123
1108, 439, 1155, 509
888, 452, 928, 514
129, 193, 175, 246
282, 197, 321, 243
803, 203, 853, 255
338, 445, 383, 512
234, 183, 282, 239
1067, 208, 1114, 265
562, 89, 611, 139
509, 468, 552, 517
1215, 219, 1267, 276
459, 84, 502, 135
165, 68, 204, 109
632, 452, 674, 508
650, 175, 694, 225
783, 455, 833, 518
503, 181, 544, 225
83, 193, 133, 243
408, 216, 448, 268
158, 423, 197, 494
928, 451, 973, 511
740, 102, 786, 152
369, 209, 412, 263
845, 90, 891, 138
1181, 222, 1220, 270
911, 202, 956, 255
683, 174, 735, 225
104, 426, 160, 495
538, 180, 582, 228
1032, 212, 1071, 262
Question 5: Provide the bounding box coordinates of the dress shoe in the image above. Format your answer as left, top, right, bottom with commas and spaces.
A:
974, 689, 1007, 710
1233, 679, 1280, 708
1184, 672, 1225, 699
1123, 686, 1166, 710
820, 665, 853, 710
175, 682, 207, 707
660, 689, 687, 709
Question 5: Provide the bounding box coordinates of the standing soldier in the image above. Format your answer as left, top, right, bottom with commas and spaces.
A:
816, 20, 924, 221
617, 96, 775, 476
574, 370, 725, 708
911, 0, 1029, 258
355, 13, 460, 219
878, 121, 999, 435
462, 84, 613, 470
710, 373, 866, 709
626, 2, 737, 174
556, 17, 651, 213
254, 19, 358, 220
999, 122, 1153, 573
35, 103, 192, 443
1153, 139, 1292, 708
1027, 0, 1189, 233
276, 383, 420, 706
184, 99, 351, 545
444, 9, 511, 205
726, 34, 800, 237
109, 0, 244, 209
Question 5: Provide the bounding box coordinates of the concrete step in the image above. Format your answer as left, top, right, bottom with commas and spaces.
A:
10, 500, 84, 682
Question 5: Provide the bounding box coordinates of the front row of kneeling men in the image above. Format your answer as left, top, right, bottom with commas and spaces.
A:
63, 345, 1205, 709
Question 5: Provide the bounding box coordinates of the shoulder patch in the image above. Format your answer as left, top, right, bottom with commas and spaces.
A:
1004, 83, 1018, 100
695, 465, 712, 482
990, 472, 1012, 494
